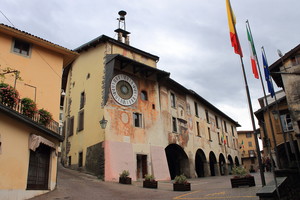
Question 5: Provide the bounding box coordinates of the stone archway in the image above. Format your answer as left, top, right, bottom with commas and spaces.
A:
195, 149, 207, 177
227, 155, 234, 174
165, 144, 190, 179
234, 156, 240, 166
219, 153, 226, 175
209, 151, 217, 176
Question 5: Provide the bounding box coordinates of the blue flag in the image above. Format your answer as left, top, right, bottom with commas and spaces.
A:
262, 52, 275, 98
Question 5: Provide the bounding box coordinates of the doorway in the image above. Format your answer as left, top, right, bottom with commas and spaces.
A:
136, 154, 147, 179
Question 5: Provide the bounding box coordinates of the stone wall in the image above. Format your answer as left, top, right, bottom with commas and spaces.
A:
85, 142, 104, 178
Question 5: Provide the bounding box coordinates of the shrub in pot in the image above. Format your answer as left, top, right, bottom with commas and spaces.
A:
38, 108, 53, 126
173, 174, 191, 191
143, 174, 158, 189
119, 170, 131, 184
21, 97, 37, 118
231, 166, 255, 188
0, 83, 19, 108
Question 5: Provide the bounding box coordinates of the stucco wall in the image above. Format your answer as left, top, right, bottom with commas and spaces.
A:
0, 32, 64, 121
0, 113, 59, 199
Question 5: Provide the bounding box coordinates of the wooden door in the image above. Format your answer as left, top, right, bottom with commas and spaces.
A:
27, 144, 50, 190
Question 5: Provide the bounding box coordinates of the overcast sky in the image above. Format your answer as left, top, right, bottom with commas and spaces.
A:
1, 0, 299, 130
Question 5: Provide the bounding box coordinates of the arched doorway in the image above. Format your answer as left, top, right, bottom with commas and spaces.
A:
209, 151, 217, 176
228, 155, 234, 174
195, 149, 207, 177
219, 153, 226, 175
165, 144, 189, 179
277, 140, 300, 169
234, 156, 240, 166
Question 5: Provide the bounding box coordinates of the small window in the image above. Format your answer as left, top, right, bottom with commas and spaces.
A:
86, 73, 90, 79
248, 141, 253, 147
134, 113, 143, 128
80, 91, 85, 109
226, 136, 229, 147
205, 110, 209, 123
172, 117, 177, 132
280, 113, 293, 132
246, 132, 252, 138
13, 39, 31, 56
215, 115, 219, 128
218, 132, 221, 144
249, 150, 255, 157
196, 121, 200, 136
194, 102, 199, 117
141, 91, 148, 101
208, 127, 211, 141
224, 121, 227, 132
231, 125, 235, 136
78, 110, 84, 131
170, 93, 176, 108
68, 116, 74, 136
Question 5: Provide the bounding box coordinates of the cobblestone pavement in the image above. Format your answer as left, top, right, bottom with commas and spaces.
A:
29, 165, 274, 200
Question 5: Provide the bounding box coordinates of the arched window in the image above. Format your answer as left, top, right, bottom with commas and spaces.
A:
141, 90, 148, 101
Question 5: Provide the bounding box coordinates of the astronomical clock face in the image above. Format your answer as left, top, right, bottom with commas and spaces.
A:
110, 74, 138, 106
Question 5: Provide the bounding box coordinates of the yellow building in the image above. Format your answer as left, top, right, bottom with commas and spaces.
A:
0, 24, 78, 199
237, 130, 259, 172
61, 13, 241, 181
255, 90, 299, 169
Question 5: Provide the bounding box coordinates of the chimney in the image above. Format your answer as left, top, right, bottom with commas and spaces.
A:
114, 10, 131, 45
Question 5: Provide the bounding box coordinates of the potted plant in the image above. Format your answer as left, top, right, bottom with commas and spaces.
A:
21, 97, 37, 118
143, 174, 158, 189
173, 174, 191, 191
230, 166, 255, 188
119, 170, 131, 184
38, 108, 53, 126
0, 83, 19, 108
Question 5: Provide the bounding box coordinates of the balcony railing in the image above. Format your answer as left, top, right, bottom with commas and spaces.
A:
0, 100, 59, 134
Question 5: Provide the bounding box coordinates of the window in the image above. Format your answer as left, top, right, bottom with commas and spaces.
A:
78, 152, 83, 167
194, 102, 199, 117
218, 132, 221, 144
68, 116, 74, 136
172, 117, 177, 132
226, 136, 229, 147
80, 91, 85, 109
13, 39, 31, 56
134, 113, 143, 128
280, 113, 293, 132
78, 110, 84, 131
86, 73, 90, 79
141, 91, 148, 101
215, 115, 219, 128
224, 121, 227, 132
196, 121, 200, 136
170, 93, 176, 108
248, 141, 253, 147
249, 150, 255, 157
246, 132, 252, 138
231, 125, 235, 136
205, 110, 209, 123
208, 127, 211, 141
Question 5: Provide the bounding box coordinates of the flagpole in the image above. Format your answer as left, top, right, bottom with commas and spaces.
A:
238, 54, 266, 186
246, 21, 281, 169
262, 46, 292, 166
226, 0, 265, 186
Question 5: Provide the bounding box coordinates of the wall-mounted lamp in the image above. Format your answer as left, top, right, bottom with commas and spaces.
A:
99, 116, 108, 129
271, 110, 279, 120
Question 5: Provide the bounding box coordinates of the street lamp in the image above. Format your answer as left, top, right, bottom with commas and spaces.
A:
99, 116, 108, 129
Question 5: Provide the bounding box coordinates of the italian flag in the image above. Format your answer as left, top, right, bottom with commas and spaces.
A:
246, 25, 259, 79
226, 0, 243, 57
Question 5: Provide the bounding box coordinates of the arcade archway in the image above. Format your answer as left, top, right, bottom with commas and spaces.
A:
195, 149, 207, 177
219, 153, 226, 175
165, 144, 189, 179
209, 151, 217, 176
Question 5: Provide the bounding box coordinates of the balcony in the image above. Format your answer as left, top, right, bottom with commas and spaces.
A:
0, 99, 60, 135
